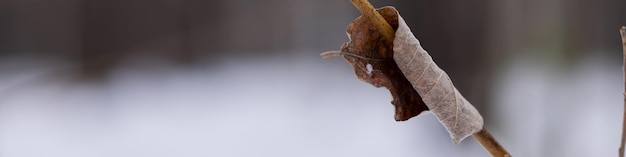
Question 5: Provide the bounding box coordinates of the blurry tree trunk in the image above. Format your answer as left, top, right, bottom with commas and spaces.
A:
79, 0, 225, 77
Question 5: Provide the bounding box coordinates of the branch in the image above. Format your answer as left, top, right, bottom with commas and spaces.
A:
473, 128, 511, 157
348, 0, 395, 43
619, 26, 626, 157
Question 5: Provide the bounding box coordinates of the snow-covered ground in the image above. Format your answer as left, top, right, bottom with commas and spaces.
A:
0, 52, 621, 157
491, 53, 622, 157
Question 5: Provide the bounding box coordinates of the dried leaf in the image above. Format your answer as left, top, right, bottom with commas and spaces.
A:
322, 6, 483, 145
392, 13, 484, 144
324, 6, 429, 121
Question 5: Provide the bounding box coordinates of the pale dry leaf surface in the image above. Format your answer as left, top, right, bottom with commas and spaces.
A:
392, 14, 484, 145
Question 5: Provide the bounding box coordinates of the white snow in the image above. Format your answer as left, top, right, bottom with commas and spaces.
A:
0, 53, 486, 157
0, 51, 620, 157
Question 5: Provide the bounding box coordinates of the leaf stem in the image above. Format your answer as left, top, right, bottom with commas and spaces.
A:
619, 26, 626, 157
472, 128, 511, 157
348, 0, 395, 43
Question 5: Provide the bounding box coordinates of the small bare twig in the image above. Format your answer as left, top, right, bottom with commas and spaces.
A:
321, 51, 391, 61
348, 0, 395, 43
619, 26, 626, 157
473, 128, 511, 157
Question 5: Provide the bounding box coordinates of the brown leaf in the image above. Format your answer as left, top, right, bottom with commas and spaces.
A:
322, 6, 428, 121
393, 13, 483, 144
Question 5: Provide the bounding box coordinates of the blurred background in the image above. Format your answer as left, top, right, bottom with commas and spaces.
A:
1, 0, 626, 156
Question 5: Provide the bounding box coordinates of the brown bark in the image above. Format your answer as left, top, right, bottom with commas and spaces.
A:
473, 128, 511, 157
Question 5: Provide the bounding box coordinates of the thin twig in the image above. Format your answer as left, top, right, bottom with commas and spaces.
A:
473, 128, 511, 157
321, 51, 392, 61
619, 26, 626, 157
348, 1, 511, 156
348, 0, 395, 43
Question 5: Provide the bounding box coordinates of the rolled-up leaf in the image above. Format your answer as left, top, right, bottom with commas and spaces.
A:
393, 13, 483, 145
